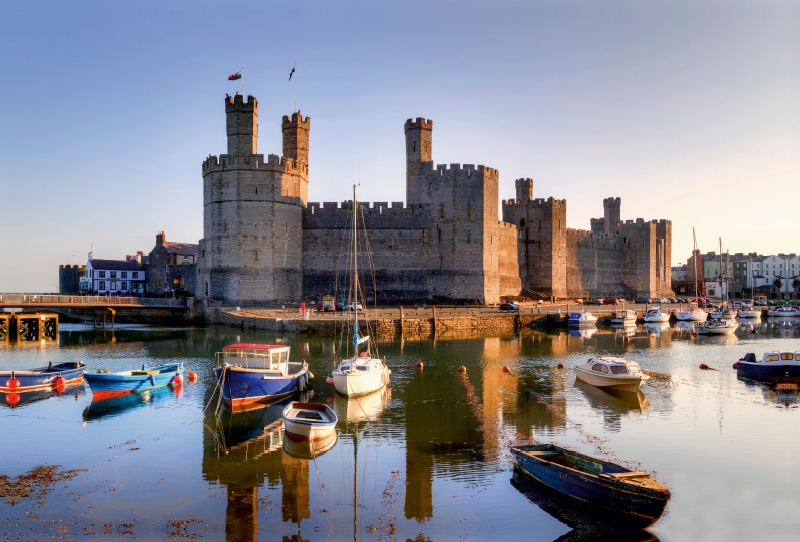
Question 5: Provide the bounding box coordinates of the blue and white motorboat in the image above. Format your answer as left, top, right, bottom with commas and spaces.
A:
0, 361, 85, 393
567, 312, 598, 328
767, 306, 800, 318
84, 362, 184, 401
511, 444, 671, 524
737, 351, 800, 381
609, 310, 637, 325
214, 343, 310, 411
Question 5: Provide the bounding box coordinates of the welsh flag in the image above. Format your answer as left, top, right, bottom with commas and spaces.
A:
228, 69, 242, 81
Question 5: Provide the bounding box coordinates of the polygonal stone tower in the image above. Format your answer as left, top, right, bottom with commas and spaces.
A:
196, 94, 309, 305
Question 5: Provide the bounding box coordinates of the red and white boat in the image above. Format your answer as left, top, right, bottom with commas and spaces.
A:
282, 402, 338, 441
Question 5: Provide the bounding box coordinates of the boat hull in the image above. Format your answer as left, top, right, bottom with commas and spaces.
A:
84, 364, 183, 401
332, 364, 390, 397
574, 368, 647, 393
675, 311, 707, 321
694, 322, 738, 335
512, 444, 670, 524
215, 365, 307, 411
0, 362, 86, 392
642, 313, 670, 323
737, 363, 800, 381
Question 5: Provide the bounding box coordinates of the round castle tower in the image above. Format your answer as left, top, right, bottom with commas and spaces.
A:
196, 95, 310, 305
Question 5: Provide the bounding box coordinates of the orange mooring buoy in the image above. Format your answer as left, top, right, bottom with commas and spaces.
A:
458, 366, 467, 374
6, 372, 20, 391
556, 362, 565, 369
623, 336, 630, 342
501, 365, 510, 373
172, 373, 184, 385
6, 393, 20, 406
326, 375, 334, 385
416, 360, 424, 369
187, 371, 198, 382
699, 363, 709, 370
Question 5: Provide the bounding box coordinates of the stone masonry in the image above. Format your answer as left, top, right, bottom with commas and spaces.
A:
195, 94, 670, 305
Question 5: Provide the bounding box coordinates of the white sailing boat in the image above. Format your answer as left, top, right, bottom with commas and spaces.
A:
330, 185, 391, 398
676, 228, 708, 322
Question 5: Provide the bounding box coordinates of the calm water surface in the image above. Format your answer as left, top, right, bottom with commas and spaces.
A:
2, 320, 800, 541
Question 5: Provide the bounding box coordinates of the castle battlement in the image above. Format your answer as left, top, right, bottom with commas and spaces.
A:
404, 117, 433, 132
423, 163, 496, 177
282, 113, 310, 129
225, 94, 257, 111
202, 153, 308, 176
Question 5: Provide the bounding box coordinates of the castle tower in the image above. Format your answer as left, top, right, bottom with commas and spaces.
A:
515, 178, 533, 203
197, 94, 308, 305
404, 117, 432, 203
603, 197, 621, 233
226, 94, 258, 156
282, 112, 310, 165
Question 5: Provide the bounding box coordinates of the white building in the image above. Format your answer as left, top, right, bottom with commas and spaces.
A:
79, 253, 146, 295
671, 265, 687, 282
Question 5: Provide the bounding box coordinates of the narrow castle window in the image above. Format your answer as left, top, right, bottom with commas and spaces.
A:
255, 186, 258, 195
538, 219, 541, 231
205, 282, 208, 296
440, 203, 445, 219
413, 142, 416, 151
438, 227, 442, 243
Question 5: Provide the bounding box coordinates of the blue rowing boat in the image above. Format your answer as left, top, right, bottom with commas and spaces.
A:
213, 343, 310, 411
0, 361, 86, 393
84, 362, 184, 401
511, 444, 671, 524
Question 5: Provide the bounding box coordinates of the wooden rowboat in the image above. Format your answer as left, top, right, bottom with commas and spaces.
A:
84, 362, 184, 401
511, 444, 670, 524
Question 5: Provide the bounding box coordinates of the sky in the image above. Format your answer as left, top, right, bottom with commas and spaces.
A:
1, 0, 798, 291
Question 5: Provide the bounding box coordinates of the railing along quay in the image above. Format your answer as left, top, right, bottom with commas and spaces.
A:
0, 294, 188, 308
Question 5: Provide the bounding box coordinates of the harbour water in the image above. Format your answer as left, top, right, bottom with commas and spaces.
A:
2, 320, 800, 541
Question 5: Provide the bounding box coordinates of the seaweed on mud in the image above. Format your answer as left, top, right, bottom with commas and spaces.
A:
0, 465, 86, 506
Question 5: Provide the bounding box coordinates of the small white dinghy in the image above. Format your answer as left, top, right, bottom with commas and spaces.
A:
282, 402, 338, 442
609, 310, 637, 325
574, 356, 650, 393
642, 307, 670, 323
738, 307, 761, 319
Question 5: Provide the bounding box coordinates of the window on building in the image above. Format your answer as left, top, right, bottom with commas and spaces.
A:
183, 256, 189, 261
99, 281, 106, 289
111, 282, 117, 290
132, 272, 138, 278
110, 271, 117, 278
121, 282, 127, 289
99, 271, 106, 278
121, 272, 127, 278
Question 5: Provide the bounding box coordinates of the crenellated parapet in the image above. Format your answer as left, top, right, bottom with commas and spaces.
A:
202, 153, 308, 177
303, 200, 430, 229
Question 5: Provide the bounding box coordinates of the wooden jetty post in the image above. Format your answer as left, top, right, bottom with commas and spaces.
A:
400, 306, 405, 335
432, 306, 437, 334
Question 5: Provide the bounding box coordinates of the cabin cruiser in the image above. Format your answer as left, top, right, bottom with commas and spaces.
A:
609, 310, 637, 325
642, 306, 670, 323
675, 306, 707, 321
738, 306, 761, 319
737, 351, 800, 381
574, 356, 650, 393
694, 318, 738, 335
567, 311, 598, 328
767, 306, 800, 318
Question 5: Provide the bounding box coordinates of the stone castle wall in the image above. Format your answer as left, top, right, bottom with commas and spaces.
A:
59, 264, 85, 294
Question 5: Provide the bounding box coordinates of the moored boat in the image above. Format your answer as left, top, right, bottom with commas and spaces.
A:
694, 318, 738, 335
738, 306, 761, 319
84, 362, 184, 401
767, 305, 800, 318
574, 356, 649, 393
214, 343, 310, 411
675, 306, 707, 321
709, 308, 737, 320
609, 310, 637, 325
511, 444, 671, 524
282, 402, 338, 442
0, 361, 86, 393
737, 351, 800, 381
642, 307, 670, 323
567, 311, 598, 328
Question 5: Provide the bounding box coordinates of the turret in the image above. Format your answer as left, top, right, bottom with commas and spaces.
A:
282, 112, 310, 165
225, 94, 258, 156
404, 117, 433, 203
515, 178, 533, 202
603, 197, 621, 233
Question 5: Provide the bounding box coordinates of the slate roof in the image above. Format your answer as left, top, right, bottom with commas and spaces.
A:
162, 242, 199, 256
89, 259, 145, 271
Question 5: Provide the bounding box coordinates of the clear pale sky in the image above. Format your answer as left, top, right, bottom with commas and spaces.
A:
1, 0, 798, 292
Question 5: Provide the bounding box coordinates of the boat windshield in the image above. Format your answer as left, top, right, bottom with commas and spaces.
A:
609, 365, 628, 374
781, 353, 794, 361
765, 354, 779, 362
220, 348, 290, 371
591, 364, 610, 373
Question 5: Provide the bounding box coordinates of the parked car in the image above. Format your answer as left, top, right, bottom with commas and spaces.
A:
499, 303, 519, 312
636, 298, 652, 304
592, 298, 605, 305
346, 301, 364, 311
667, 298, 677, 304
603, 298, 620, 305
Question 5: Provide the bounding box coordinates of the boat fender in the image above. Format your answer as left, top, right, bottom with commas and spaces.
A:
6, 372, 20, 391
149, 375, 156, 387
732, 362, 739, 369
53, 375, 66, 393
307, 371, 314, 380
326, 375, 334, 385
623, 336, 630, 342
172, 373, 184, 385
298, 376, 305, 392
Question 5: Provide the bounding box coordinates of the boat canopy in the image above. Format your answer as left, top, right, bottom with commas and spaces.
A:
219, 343, 291, 370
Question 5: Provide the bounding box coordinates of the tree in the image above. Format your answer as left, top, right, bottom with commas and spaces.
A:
792, 278, 800, 291
773, 277, 783, 290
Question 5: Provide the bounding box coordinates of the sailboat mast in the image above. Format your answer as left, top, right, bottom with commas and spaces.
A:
353, 184, 359, 356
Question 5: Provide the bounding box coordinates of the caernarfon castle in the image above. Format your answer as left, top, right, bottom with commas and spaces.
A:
196, 94, 671, 306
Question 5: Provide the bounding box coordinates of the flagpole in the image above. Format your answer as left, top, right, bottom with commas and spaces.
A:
241, 67, 244, 97
294, 62, 297, 113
